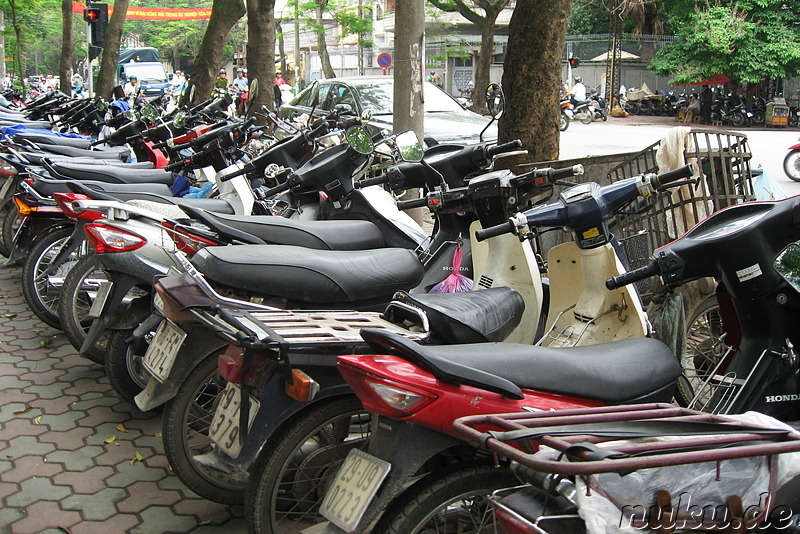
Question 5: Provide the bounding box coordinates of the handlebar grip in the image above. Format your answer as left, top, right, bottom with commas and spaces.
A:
550, 164, 584, 181
152, 141, 168, 149
654, 163, 694, 188
487, 140, 523, 158
89, 139, 105, 147
475, 220, 516, 242
605, 261, 659, 290
355, 175, 390, 189
164, 159, 186, 172
219, 164, 251, 182
396, 197, 428, 210
124, 133, 143, 144
261, 181, 292, 198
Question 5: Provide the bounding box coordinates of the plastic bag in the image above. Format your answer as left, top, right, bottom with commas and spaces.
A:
429, 247, 473, 294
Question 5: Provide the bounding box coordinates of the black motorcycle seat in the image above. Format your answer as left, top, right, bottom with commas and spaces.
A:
360, 329, 680, 402
64, 182, 236, 214
47, 161, 173, 184
388, 288, 525, 343
34, 145, 130, 161
23, 153, 154, 168
191, 245, 424, 304
182, 208, 385, 250
12, 132, 93, 148
31, 178, 173, 198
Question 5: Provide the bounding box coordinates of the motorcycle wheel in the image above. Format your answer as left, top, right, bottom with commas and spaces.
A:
639, 100, 653, 115
578, 110, 593, 125
21, 225, 78, 329
162, 350, 247, 505
57, 254, 111, 364
676, 296, 726, 408
625, 101, 640, 115
377, 465, 519, 534
728, 111, 745, 127
752, 110, 765, 125
105, 325, 152, 404
650, 100, 663, 115
559, 112, 569, 131
784, 150, 800, 182
0, 205, 20, 261
600, 110, 607, 121
246, 396, 370, 534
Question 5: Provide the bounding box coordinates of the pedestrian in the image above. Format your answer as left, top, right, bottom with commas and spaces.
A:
700, 85, 713, 124
123, 75, 137, 104
232, 68, 249, 116
432, 72, 441, 87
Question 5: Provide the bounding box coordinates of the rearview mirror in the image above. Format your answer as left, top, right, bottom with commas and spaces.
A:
173, 110, 188, 129
486, 83, 505, 119
345, 126, 374, 155
95, 98, 108, 112
124, 109, 138, 121
395, 131, 424, 162
141, 104, 158, 122
774, 242, 800, 294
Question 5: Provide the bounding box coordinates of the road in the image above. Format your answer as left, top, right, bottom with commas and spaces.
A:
559, 116, 800, 197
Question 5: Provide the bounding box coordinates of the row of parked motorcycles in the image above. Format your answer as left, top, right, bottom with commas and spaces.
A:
3, 81, 800, 534
559, 88, 607, 131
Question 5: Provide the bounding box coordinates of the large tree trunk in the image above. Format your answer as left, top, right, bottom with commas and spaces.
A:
316, 0, 336, 78
59, 0, 73, 94
499, 0, 572, 163
95, 0, 130, 100
190, 0, 247, 104
473, 16, 497, 112
246, 0, 277, 112
8, 0, 25, 97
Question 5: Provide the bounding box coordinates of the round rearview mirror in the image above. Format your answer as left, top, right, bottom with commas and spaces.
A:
486, 83, 505, 119
124, 109, 138, 121
362, 108, 373, 121
141, 104, 159, 122
250, 78, 259, 100
395, 131, 424, 163
173, 110, 188, 129
334, 103, 354, 115
95, 98, 108, 112
345, 126, 374, 155
775, 242, 800, 294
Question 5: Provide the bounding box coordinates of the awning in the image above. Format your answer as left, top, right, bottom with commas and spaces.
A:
690, 74, 731, 86
589, 50, 640, 61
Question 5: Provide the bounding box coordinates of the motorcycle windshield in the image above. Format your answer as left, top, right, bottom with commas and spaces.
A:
774, 241, 800, 294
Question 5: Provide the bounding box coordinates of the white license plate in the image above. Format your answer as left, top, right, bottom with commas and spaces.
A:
142, 319, 186, 382
320, 449, 391, 532
88, 281, 112, 318
208, 382, 260, 458
153, 292, 164, 315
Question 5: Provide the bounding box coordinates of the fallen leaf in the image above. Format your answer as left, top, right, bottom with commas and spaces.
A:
130, 451, 143, 466
116, 423, 128, 433
57, 527, 72, 534
13, 407, 32, 415
34, 416, 42, 425
198, 520, 212, 526
39, 339, 52, 347
154, 432, 162, 437
104, 435, 116, 444
3, 313, 16, 318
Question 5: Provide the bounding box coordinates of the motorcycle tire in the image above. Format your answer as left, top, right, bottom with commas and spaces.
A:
578, 110, 594, 125
625, 101, 640, 115
0, 204, 19, 261
21, 225, 77, 329
639, 100, 653, 116
559, 112, 569, 131
784, 150, 800, 182
246, 395, 370, 534
105, 325, 152, 404
376, 465, 519, 534
728, 111, 745, 128
57, 254, 110, 364
162, 349, 247, 505
600, 110, 607, 121
789, 112, 799, 128
650, 100, 663, 115
676, 295, 725, 408
752, 110, 765, 125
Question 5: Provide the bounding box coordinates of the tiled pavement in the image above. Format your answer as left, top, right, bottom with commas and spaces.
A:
0, 263, 247, 534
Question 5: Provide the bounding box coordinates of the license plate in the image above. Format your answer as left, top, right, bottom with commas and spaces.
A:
88, 281, 112, 318
320, 449, 391, 532
142, 319, 186, 382
208, 382, 261, 458
153, 292, 164, 315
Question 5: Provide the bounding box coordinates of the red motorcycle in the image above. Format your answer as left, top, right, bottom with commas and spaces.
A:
784, 136, 800, 182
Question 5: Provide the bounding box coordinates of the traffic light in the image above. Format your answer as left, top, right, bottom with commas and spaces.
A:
84, 4, 109, 49
568, 57, 580, 69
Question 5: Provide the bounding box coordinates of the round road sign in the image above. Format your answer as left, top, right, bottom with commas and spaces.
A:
377, 53, 392, 68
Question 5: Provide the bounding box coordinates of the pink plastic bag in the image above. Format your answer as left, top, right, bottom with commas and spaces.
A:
429, 247, 474, 293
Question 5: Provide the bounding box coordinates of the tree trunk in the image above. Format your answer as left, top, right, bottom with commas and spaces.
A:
246, 0, 277, 112
499, 0, 572, 163
190, 0, 247, 104
59, 0, 73, 94
8, 0, 25, 96
473, 16, 497, 112
95, 0, 130, 100
316, 0, 336, 78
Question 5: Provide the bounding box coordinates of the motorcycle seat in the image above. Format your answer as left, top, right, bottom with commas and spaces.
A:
64, 182, 236, 214
360, 329, 680, 403
29, 155, 154, 168
12, 132, 93, 148
31, 177, 173, 198
180, 208, 385, 251
32, 144, 131, 161
191, 245, 424, 304
46, 161, 173, 184
1, 120, 52, 129
386, 288, 524, 344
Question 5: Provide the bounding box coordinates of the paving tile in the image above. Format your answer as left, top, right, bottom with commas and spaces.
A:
69, 515, 141, 534
129, 506, 204, 534
0, 480, 20, 503
6, 476, 72, 507
2, 435, 57, 459
45, 445, 105, 471
0, 506, 25, 530
116, 480, 182, 513
38, 426, 95, 450
2, 455, 63, 483
0, 388, 37, 409
53, 466, 115, 494
0, 415, 49, 437
6, 500, 81, 534
60, 486, 127, 521
105, 460, 169, 488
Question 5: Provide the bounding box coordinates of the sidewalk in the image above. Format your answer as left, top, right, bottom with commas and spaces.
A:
0, 263, 246, 534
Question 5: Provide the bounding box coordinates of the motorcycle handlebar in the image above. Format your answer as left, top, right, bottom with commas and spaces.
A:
152, 140, 168, 149
605, 261, 660, 290
396, 197, 428, 210
172, 120, 230, 151
355, 174, 390, 189
219, 163, 252, 182
653, 163, 695, 189
486, 140, 523, 158
164, 159, 187, 172
261, 180, 292, 198
474, 220, 516, 242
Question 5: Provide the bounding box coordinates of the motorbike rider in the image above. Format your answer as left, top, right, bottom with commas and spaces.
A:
123, 75, 138, 105
232, 68, 249, 116
569, 75, 588, 105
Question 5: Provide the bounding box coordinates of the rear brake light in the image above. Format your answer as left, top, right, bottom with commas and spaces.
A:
161, 220, 220, 256
84, 223, 146, 253
337, 360, 437, 418
52, 193, 106, 221
217, 345, 272, 384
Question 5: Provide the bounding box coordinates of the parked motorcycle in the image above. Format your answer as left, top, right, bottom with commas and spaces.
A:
784, 137, 800, 182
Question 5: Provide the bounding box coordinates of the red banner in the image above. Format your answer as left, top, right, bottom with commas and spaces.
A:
72, 2, 212, 20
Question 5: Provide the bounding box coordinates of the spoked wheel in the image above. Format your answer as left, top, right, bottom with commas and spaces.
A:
21, 226, 81, 328
676, 296, 729, 408
57, 254, 113, 364
246, 396, 371, 534
784, 150, 800, 182
377, 466, 519, 534
578, 110, 594, 125
105, 324, 153, 404
559, 111, 569, 131
162, 349, 247, 504
0, 203, 16, 259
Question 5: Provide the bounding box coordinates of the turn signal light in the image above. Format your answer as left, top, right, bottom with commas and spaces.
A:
10, 196, 61, 215
285, 369, 320, 402
84, 223, 146, 254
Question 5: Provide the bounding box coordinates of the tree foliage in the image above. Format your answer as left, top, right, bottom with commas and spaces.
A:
651, 0, 800, 84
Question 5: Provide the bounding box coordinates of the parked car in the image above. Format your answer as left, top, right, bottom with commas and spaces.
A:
279, 76, 497, 145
